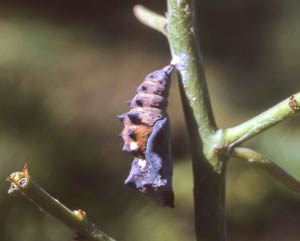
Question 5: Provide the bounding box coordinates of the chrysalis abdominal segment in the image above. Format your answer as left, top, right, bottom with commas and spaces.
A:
118, 65, 175, 207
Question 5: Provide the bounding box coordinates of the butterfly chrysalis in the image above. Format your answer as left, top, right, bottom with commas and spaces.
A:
118, 65, 175, 207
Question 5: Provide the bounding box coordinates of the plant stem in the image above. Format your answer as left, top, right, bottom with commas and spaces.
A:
177, 78, 226, 241
167, 0, 216, 141
224, 93, 300, 147
166, 1, 226, 241
7, 164, 115, 241
232, 147, 300, 193
133, 5, 167, 35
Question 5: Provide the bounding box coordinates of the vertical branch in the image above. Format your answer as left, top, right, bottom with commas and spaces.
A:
167, 0, 216, 143
167, 1, 226, 241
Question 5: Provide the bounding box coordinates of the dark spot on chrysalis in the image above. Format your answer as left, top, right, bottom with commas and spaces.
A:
127, 112, 141, 124
128, 129, 136, 140
135, 97, 143, 107
136, 85, 147, 93
158, 79, 164, 85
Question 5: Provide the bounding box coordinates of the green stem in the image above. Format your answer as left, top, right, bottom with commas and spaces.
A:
133, 5, 167, 35
224, 93, 300, 147
167, 1, 225, 241
232, 147, 300, 193
167, 0, 216, 141
7, 166, 115, 241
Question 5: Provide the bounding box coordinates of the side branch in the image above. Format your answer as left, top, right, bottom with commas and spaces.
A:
7, 164, 115, 241
133, 5, 167, 35
224, 93, 300, 147
232, 147, 300, 192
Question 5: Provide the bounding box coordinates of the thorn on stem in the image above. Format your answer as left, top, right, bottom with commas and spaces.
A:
289, 95, 300, 113
73, 209, 87, 221
23, 162, 29, 178
213, 145, 229, 155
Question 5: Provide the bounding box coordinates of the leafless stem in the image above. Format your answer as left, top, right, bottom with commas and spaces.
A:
7, 163, 115, 241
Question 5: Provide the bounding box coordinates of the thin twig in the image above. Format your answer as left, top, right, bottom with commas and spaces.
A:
232, 147, 300, 193
7, 164, 115, 241
133, 5, 167, 35
224, 93, 300, 147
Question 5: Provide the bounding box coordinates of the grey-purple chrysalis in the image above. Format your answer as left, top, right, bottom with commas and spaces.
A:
118, 65, 175, 207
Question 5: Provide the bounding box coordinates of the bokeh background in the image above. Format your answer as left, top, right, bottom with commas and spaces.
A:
0, 1, 299, 241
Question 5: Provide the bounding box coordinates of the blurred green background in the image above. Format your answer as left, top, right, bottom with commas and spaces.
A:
0, 1, 299, 241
